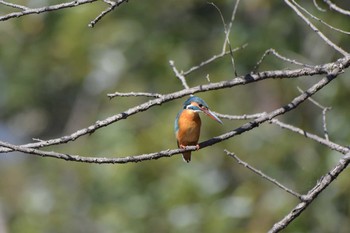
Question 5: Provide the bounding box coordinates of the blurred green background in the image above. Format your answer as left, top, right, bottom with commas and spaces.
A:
0, 0, 350, 232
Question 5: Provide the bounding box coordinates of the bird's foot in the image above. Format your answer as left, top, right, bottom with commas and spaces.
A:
195, 144, 200, 150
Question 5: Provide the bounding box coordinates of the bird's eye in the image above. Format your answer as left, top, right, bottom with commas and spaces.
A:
198, 104, 203, 108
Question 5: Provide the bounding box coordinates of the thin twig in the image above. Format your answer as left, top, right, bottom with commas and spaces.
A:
222, 0, 240, 53
217, 110, 345, 153
182, 44, 247, 76
107, 92, 163, 99
293, 0, 350, 35
214, 112, 266, 120
297, 86, 331, 140
254, 48, 314, 72
313, 0, 326, 12
169, 60, 190, 89
269, 152, 350, 233
270, 119, 347, 153
284, 0, 349, 57
323, 0, 350, 16
296, 87, 326, 109
322, 108, 330, 140
216, 106, 344, 153
225, 150, 303, 199
0, 0, 29, 10
0, 0, 98, 22
89, 0, 128, 27
208, 1, 239, 76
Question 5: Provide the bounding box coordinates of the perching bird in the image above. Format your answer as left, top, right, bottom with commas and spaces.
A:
174, 96, 223, 163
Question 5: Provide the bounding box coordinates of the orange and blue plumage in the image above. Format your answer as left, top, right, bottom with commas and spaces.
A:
174, 96, 223, 163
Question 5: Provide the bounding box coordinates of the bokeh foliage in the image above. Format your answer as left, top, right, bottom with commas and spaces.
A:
0, 0, 350, 232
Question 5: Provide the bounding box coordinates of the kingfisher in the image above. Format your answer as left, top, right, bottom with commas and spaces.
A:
174, 96, 223, 163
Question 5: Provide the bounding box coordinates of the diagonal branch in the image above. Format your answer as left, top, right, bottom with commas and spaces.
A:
268, 152, 350, 233
225, 150, 303, 199
293, 1, 350, 35
0, 0, 128, 27
1, 57, 348, 154
323, 0, 350, 16
169, 60, 190, 89
313, 0, 326, 12
297, 86, 332, 140
182, 43, 247, 76
89, 0, 128, 28
0, 0, 98, 22
0, 0, 29, 10
270, 119, 348, 154
284, 0, 349, 56
0, 68, 341, 163
215, 112, 347, 154
208, 1, 240, 76
254, 48, 315, 72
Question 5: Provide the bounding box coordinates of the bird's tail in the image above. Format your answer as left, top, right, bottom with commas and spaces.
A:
182, 152, 191, 163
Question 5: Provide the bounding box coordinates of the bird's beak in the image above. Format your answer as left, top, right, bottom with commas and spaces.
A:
201, 108, 223, 124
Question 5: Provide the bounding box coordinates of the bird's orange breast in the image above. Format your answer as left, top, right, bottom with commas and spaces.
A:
176, 110, 201, 146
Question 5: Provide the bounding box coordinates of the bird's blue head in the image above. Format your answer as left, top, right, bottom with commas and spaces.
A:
182, 96, 223, 124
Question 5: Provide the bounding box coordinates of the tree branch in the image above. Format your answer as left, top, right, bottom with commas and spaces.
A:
225, 150, 303, 199
0, 0, 98, 22
88, 0, 128, 28
254, 48, 315, 72
293, 1, 350, 35
169, 60, 190, 89
0, 0, 128, 27
182, 43, 248, 76
323, 0, 350, 16
0, 66, 342, 164
270, 119, 348, 154
285, 0, 349, 56
1, 57, 347, 154
268, 152, 350, 233
107, 92, 163, 99
0, 0, 30, 10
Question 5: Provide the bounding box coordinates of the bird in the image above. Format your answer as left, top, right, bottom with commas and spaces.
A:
174, 96, 223, 163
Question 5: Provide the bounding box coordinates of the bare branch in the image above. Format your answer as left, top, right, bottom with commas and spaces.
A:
293, 0, 350, 35
0, 0, 29, 10
323, 0, 350, 16
322, 107, 330, 140
214, 112, 266, 120
225, 150, 303, 199
268, 152, 350, 233
169, 60, 190, 89
0, 66, 342, 164
0, 0, 98, 22
254, 48, 315, 72
297, 86, 327, 109
1, 57, 347, 154
270, 119, 348, 154
89, 0, 128, 28
284, 0, 349, 57
313, 0, 326, 12
0, 0, 128, 27
0, 140, 182, 164
216, 108, 345, 154
182, 43, 248, 76
107, 92, 163, 99
297, 86, 332, 140
208, 1, 240, 76
222, 0, 240, 53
